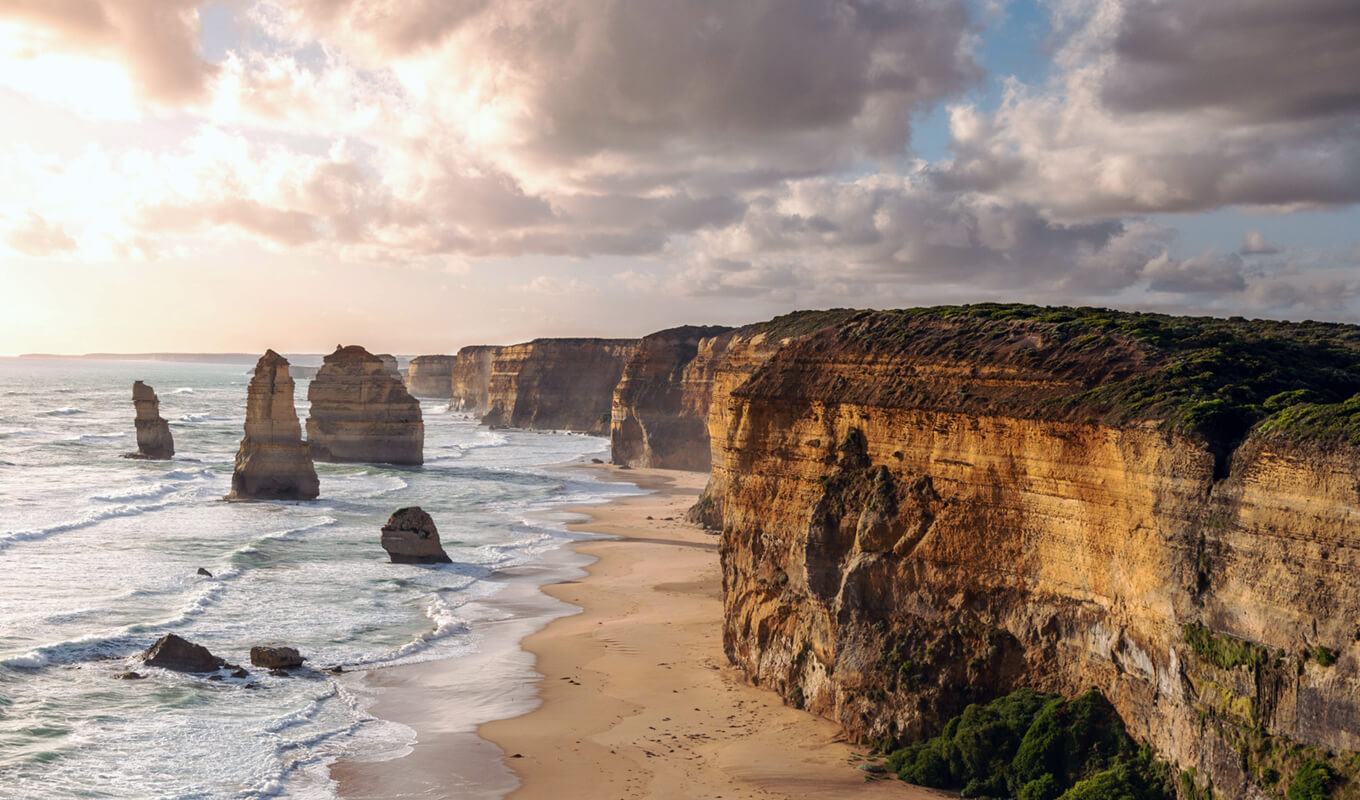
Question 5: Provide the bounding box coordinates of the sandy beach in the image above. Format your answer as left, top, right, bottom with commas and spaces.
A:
337, 464, 946, 799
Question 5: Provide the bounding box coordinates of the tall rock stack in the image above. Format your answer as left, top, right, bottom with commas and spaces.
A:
227, 350, 319, 501
125, 381, 174, 459
449, 345, 498, 416
375, 353, 401, 377
306, 345, 424, 465
406, 355, 456, 398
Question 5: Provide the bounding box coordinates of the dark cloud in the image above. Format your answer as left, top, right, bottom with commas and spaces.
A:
1144, 253, 1247, 294
0, 0, 216, 103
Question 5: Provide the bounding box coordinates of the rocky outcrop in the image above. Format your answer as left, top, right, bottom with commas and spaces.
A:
141, 634, 226, 673
250, 646, 305, 669
375, 353, 400, 377
227, 350, 320, 501
305, 345, 423, 465
449, 345, 499, 416
407, 355, 456, 398
380, 506, 452, 564
710, 308, 1360, 796
124, 380, 174, 459
483, 339, 638, 434
610, 325, 733, 469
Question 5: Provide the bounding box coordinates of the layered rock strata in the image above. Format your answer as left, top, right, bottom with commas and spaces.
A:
380, 507, 452, 564
711, 310, 1360, 797
610, 325, 733, 469
407, 355, 456, 398
449, 345, 499, 416
306, 345, 423, 465
227, 350, 319, 501
124, 380, 174, 459
375, 353, 400, 377
483, 339, 638, 434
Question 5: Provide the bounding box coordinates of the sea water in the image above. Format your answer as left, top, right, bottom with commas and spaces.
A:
0, 357, 640, 799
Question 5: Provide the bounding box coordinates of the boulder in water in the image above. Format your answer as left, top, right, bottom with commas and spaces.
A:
381, 507, 453, 564
249, 646, 305, 669
141, 634, 226, 673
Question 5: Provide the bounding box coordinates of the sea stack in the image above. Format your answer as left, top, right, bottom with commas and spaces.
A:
306, 345, 423, 465
380, 507, 452, 564
406, 355, 456, 398
124, 381, 174, 459
227, 350, 319, 501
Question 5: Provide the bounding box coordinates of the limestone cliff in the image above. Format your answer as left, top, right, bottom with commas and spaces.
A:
228, 350, 319, 501
407, 355, 456, 398
710, 307, 1360, 798
375, 353, 401, 377
483, 339, 638, 434
610, 325, 733, 469
124, 380, 174, 459
449, 346, 499, 416
305, 345, 423, 465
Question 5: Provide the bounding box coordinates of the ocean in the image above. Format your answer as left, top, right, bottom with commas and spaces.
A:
0, 357, 641, 799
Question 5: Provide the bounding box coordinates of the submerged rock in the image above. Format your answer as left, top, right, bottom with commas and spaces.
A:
306, 345, 423, 465
114, 671, 145, 680
123, 381, 174, 460
196, 567, 213, 577
227, 350, 319, 501
141, 634, 226, 673
250, 646, 305, 669
380, 507, 452, 564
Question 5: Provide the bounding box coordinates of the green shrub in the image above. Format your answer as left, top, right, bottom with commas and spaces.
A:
1288, 760, 1332, 800
1183, 622, 1269, 670
1312, 646, 1338, 667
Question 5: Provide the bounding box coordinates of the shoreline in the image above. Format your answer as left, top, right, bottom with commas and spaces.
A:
336, 462, 947, 799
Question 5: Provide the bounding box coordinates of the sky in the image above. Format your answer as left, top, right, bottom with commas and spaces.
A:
0, 0, 1357, 355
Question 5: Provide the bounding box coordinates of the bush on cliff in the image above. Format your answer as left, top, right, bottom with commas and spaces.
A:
885, 688, 1173, 800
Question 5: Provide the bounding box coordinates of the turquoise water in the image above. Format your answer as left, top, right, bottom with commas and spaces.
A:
0, 358, 638, 798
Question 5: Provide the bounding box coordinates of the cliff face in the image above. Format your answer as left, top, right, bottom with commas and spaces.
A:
483, 339, 638, 433
407, 355, 456, 398
712, 310, 1360, 797
126, 380, 174, 459
610, 325, 733, 469
449, 346, 498, 416
306, 345, 423, 465
228, 350, 319, 501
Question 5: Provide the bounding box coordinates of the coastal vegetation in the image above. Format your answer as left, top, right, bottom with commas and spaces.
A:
883, 689, 1174, 799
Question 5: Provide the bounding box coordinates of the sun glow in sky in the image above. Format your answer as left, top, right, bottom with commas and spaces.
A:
0, 0, 1357, 355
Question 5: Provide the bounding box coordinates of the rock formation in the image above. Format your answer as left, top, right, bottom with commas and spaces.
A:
123, 381, 174, 459
449, 345, 499, 416
380, 506, 452, 564
250, 646, 305, 669
227, 350, 320, 501
407, 355, 456, 398
707, 306, 1360, 796
483, 339, 638, 433
375, 353, 401, 377
141, 634, 226, 673
305, 345, 424, 465
610, 326, 734, 470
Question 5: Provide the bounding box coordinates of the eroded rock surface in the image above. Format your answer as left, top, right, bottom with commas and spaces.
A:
124, 381, 174, 459
141, 634, 226, 673
227, 350, 319, 501
250, 646, 305, 669
407, 355, 456, 398
449, 345, 499, 416
380, 506, 452, 564
483, 338, 638, 433
306, 345, 423, 465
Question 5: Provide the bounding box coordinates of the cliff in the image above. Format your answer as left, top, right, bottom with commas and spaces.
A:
610, 325, 734, 469
407, 355, 456, 398
305, 345, 424, 465
449, 345, 499, 416
375, 353, 400, 377
483, 339, 638, 434
710, 306, 1360, 798
228, 350, 319, 501
125, 380, 174, 459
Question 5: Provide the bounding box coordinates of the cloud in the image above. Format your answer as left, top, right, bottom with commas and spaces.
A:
0, 0, 216, 104
1143, 253, 1246, 295
2, 211, 77, 256
1240, 230, 1281, 256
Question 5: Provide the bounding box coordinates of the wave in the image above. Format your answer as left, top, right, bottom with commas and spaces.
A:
2, 631, 143, 670
0, 497, 180, 552
351, 592, 472, 668
66, 432, 128, 443
38, 407, 85, 416
178, 413, 232, 423
171, 388, 195, 394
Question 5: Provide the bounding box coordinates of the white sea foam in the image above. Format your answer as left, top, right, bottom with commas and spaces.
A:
38, 407, 86, 416
0, 498, 181, 551
172, 387, 195, 394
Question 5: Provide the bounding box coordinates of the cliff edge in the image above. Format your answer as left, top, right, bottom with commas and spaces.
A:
483, 338, 638, 434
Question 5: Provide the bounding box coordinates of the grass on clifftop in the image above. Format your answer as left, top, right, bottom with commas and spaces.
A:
846, 303, 1360, 463
885, 688, 1174, 800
